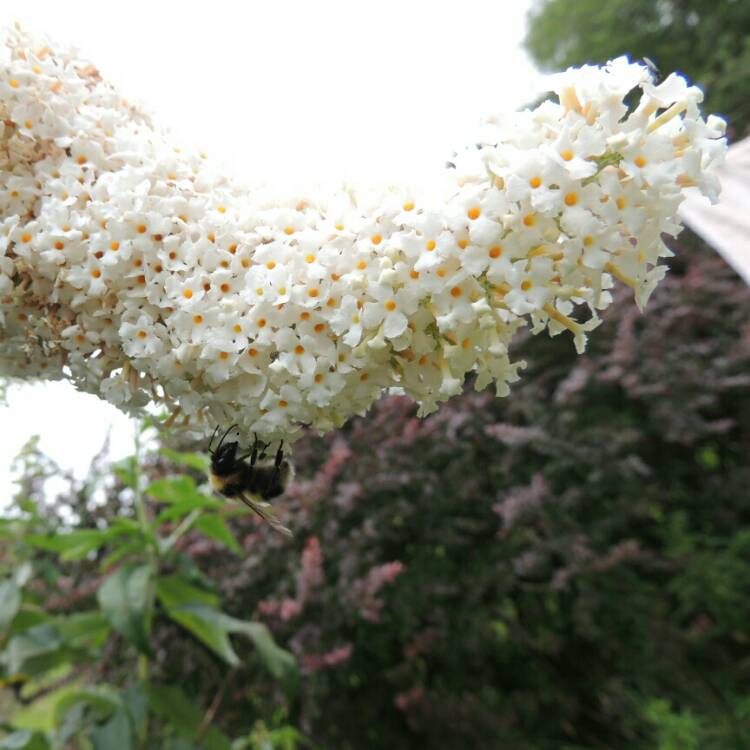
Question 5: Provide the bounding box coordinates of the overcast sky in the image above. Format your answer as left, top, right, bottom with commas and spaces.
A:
1, 0, 543, 508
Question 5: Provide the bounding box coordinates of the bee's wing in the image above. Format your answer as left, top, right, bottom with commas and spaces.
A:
237, 491, 294, 538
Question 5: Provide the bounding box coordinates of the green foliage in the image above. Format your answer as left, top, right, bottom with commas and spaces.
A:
524, 0, 750, 137
97, 565, 154, 656
645, 700, 702, 750
0, 432, 299, 748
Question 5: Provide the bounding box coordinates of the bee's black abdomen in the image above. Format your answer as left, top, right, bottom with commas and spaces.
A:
242, 460, 293, 500
220, 476, 247, 498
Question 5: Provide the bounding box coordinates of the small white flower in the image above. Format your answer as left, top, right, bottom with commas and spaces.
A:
0, 26, 726, 447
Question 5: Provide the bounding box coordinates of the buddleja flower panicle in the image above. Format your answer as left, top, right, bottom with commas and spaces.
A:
0, 24, 726, 444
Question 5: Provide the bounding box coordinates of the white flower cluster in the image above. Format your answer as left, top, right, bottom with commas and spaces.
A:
0, 25, 726, 445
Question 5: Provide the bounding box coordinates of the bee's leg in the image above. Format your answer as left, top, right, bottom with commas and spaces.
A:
258, 437, 270, 461
266, 442, 284, 494
250, 433, 260, 467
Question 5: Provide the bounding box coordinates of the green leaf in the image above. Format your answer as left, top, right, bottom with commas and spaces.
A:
194, 514, 241, 553
113, 456, 138, 489
154, 577, 296, 684
56, 701, 88, 748
7, 683, 81, 733
55, 611, 111, 649
155, 575, 219, 609
24, 528, 133, 562
109, 517, 143, 534
0, 578, 21, 630
26, 529, 105, 552
16, 499, 37, 515
97, 565, 153, 656
0, 731, 49, 750
220, 617, 298, 698
89, 707, 133, 750
160, 448, 210, 472
14, 562, 33, 587
155, 576, 236, 662
146, 684, 231, 750
54, 685, 121, 727
146, 476, 201, 503
100, 541, 149, 572
146, 684, 200, 735
120, 684, 148, 739
160, 603, 239, 666
153, 497, 221, 527
5, 623, 64, 675
6, 610, 49, 638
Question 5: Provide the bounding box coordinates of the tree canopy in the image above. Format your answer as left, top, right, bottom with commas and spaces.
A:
525, 0, 750, 138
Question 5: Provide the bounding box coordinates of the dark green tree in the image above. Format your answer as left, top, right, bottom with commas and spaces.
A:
524, 0, 750, 138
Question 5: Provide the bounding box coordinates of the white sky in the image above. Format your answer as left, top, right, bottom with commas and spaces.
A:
1, 0, 542, 508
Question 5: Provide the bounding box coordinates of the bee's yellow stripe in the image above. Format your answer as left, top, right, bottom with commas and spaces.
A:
209, 472, 240, 493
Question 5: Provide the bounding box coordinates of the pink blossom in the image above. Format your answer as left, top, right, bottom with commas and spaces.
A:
302, 643, 353, 673
350, 561, 406, 622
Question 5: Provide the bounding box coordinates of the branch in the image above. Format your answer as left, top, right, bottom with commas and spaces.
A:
0, 26, 727, 446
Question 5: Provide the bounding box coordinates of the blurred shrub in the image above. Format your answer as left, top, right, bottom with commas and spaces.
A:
2, 235, 750, 750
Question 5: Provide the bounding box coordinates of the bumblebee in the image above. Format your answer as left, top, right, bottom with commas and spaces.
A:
208, 425, 294, 537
